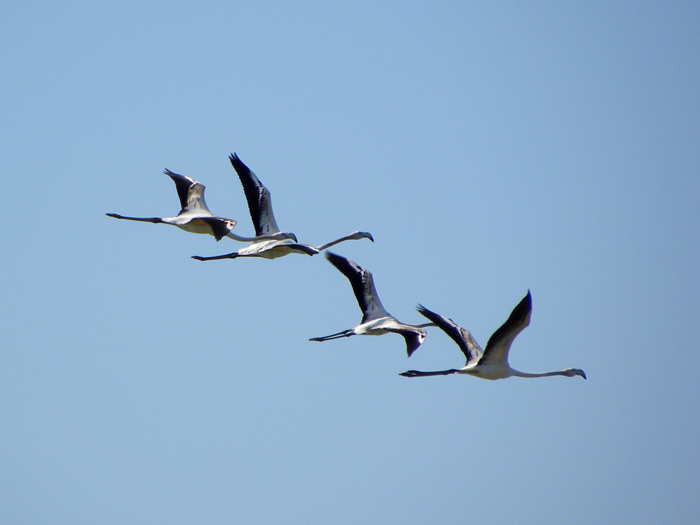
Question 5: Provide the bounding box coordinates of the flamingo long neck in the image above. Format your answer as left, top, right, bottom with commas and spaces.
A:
510, 369, 571, 378
316, 231, 374, 251
316, 235, 349, 252
226, 232, 259, 242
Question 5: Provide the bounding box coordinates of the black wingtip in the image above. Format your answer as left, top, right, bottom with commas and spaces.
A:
416, 304, 440, 323
324, 251, 353, 272
229, 152, 244, 168
520, 290, 533, 310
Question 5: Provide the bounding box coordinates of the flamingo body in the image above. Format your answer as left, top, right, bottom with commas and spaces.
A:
401, 292, 586, 380
107, 169, 236, 241
310, 252, 429, 357
192, 154, 373, 261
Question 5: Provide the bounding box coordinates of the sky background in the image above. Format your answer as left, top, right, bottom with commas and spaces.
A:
2, 1, 699, 523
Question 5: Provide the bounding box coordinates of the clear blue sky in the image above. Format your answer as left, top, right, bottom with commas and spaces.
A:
2, 2, 699, 523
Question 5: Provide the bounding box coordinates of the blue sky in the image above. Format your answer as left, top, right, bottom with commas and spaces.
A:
2, 1, 699, 523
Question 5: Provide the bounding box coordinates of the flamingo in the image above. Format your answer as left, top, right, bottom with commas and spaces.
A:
309, 252, 432, 356
400, 291, 586, 380
107, 169, 237, 241
191, 154, 373, 261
